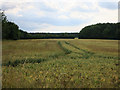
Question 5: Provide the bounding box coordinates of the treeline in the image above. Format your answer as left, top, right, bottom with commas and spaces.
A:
79, 23, 120, 39
20, 32, 78, 39
1, 11, 120, 40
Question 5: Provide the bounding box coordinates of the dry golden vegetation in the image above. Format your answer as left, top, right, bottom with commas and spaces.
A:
2, 39, 119, 88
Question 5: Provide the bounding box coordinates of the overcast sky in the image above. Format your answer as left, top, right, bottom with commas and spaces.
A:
0, 0, 119, 33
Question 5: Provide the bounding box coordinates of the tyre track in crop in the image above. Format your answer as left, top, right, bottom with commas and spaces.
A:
3, 41, 118, 67
64, 41, 94, 59
64, 41, 118, 60
3, 58, 47, 67
58, 41, 72, 55
3, 41, 71, 67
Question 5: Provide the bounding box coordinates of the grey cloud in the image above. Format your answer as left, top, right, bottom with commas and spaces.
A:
0, 2, 17, 10
98, 2, 117, 10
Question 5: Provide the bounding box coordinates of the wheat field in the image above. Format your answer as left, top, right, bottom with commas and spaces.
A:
2, 39, 119, 88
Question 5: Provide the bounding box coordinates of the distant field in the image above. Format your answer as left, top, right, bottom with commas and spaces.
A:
2, 39, 119, 88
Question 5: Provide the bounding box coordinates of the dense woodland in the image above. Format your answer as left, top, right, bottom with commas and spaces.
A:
79, 23, 120, 39
1, 11, 120, 40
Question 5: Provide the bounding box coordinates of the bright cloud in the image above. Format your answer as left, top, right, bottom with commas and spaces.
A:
0, 0, 118, 33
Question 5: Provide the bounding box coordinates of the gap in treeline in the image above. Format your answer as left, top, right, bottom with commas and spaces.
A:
1, 11, 120, 40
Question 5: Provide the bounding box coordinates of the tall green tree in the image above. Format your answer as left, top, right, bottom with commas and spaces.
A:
1, 11, 20, 40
